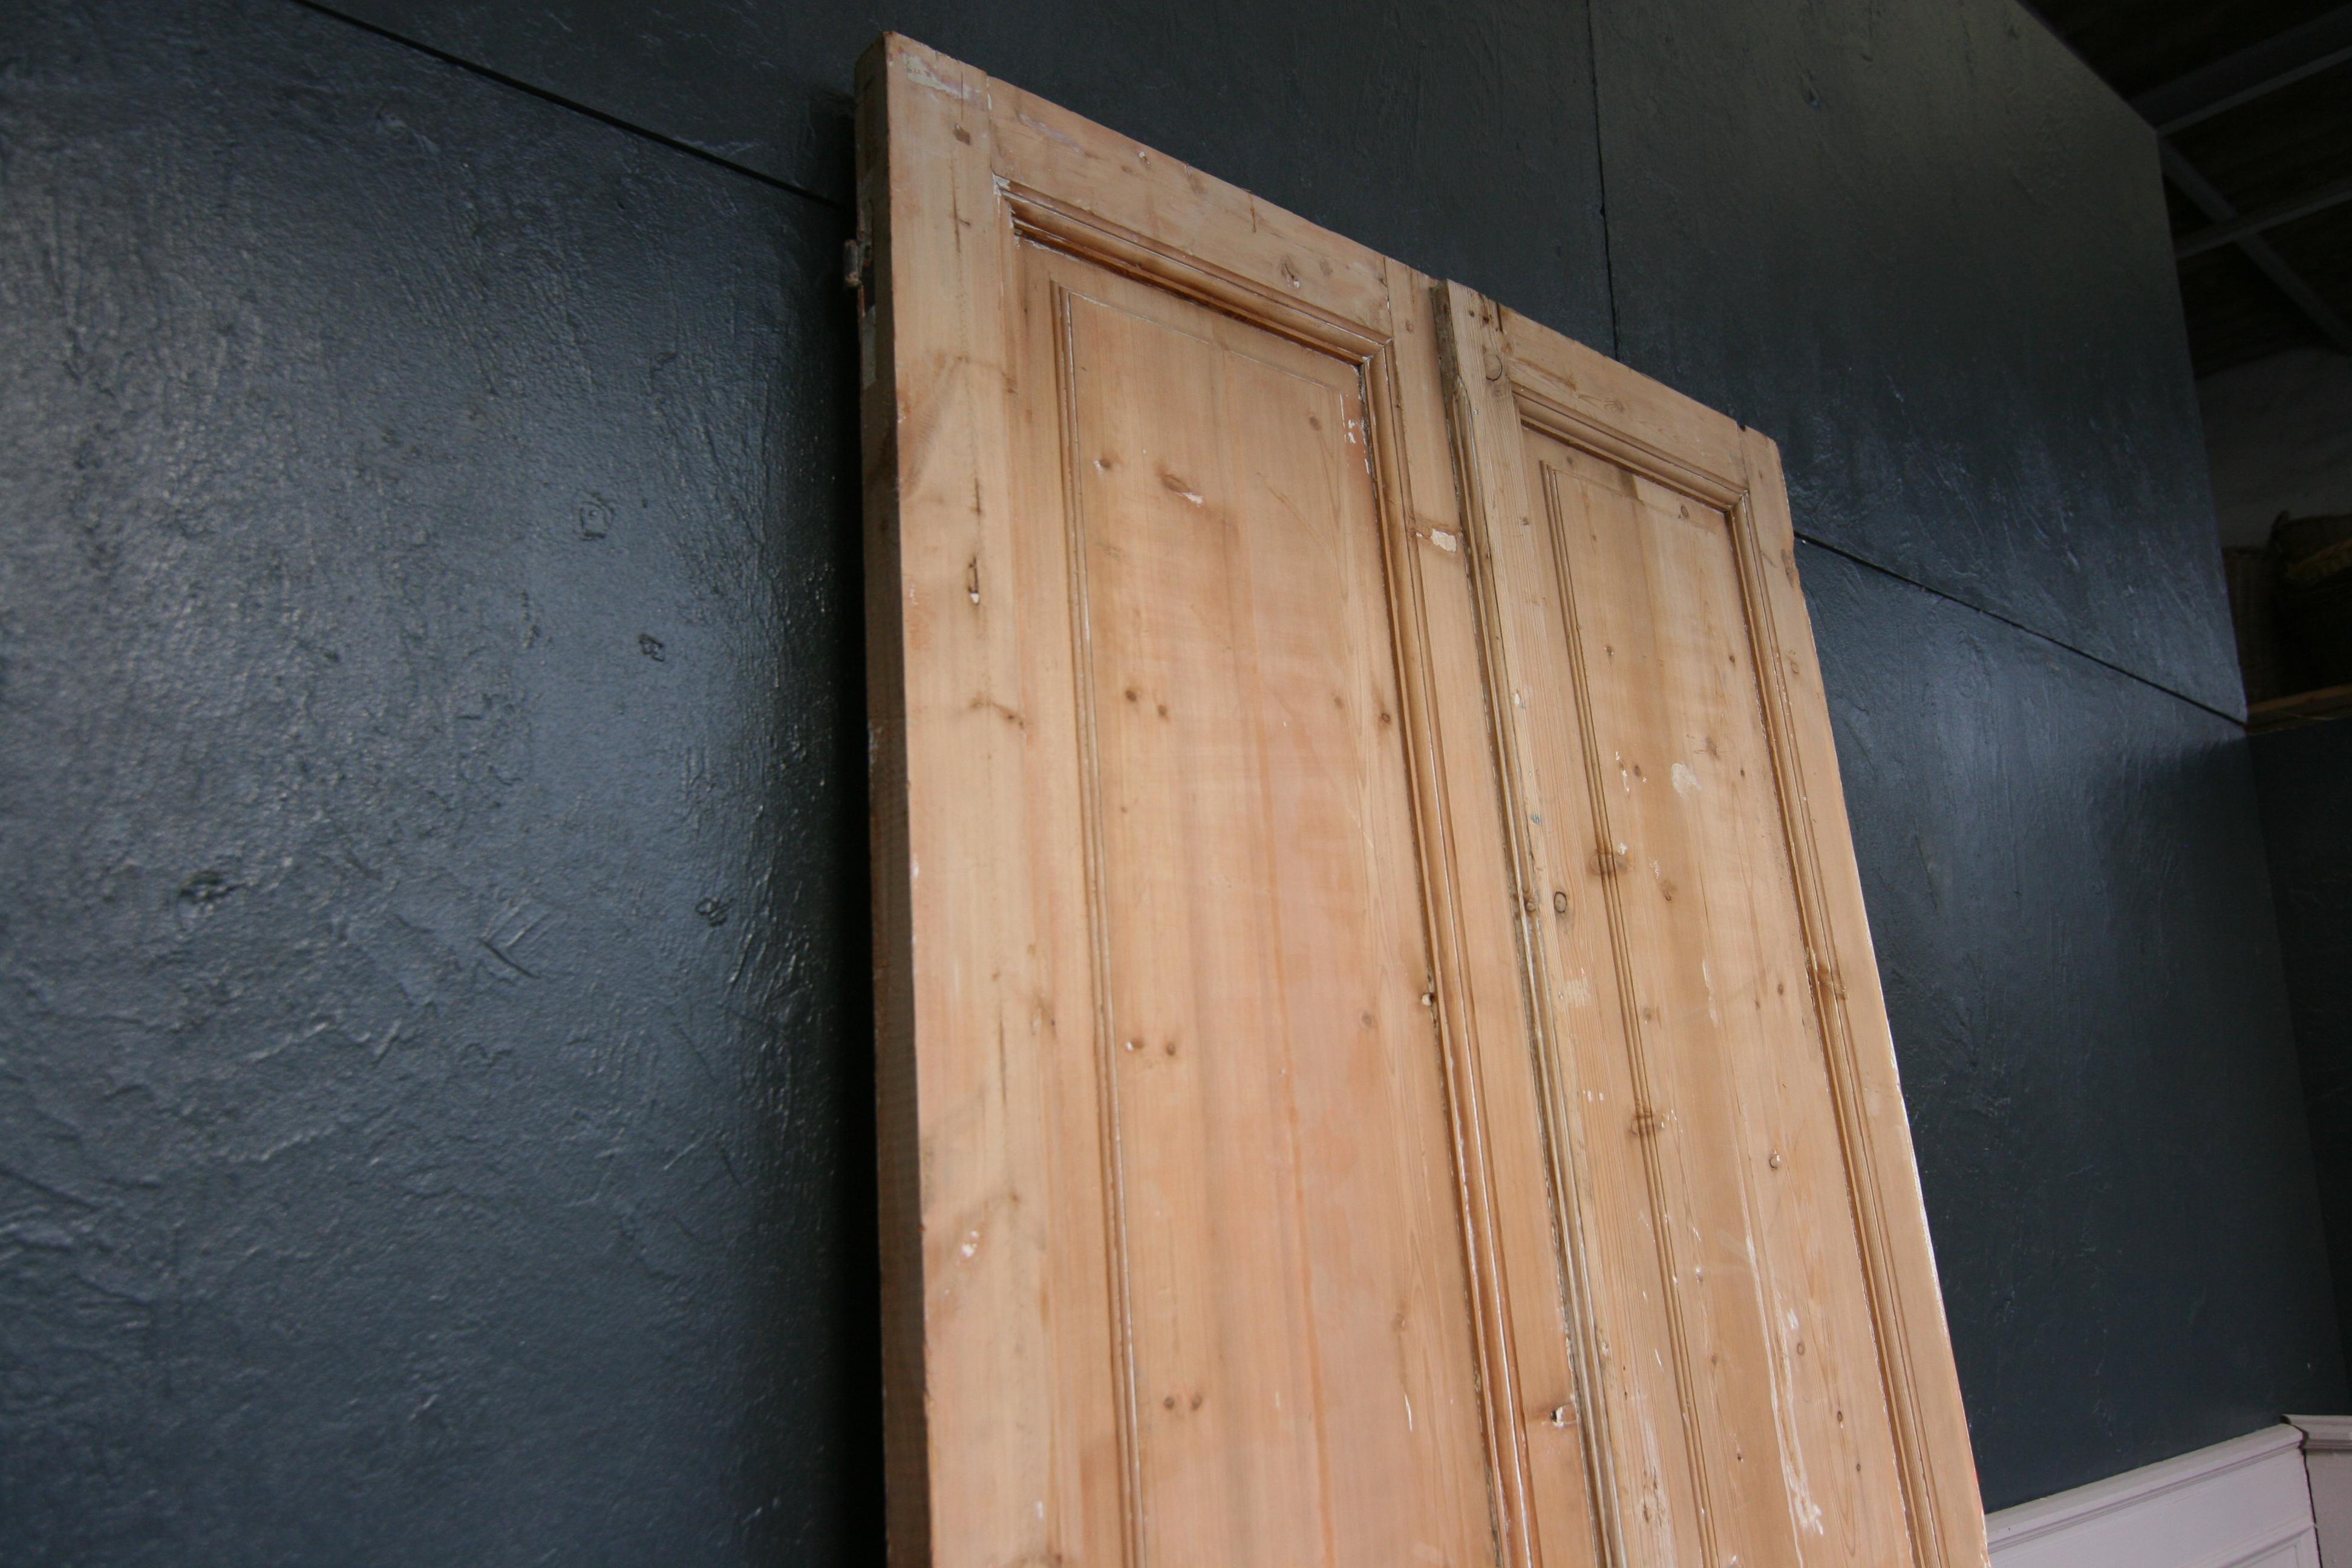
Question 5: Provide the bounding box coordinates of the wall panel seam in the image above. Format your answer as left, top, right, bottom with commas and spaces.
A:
292, 0, 2241, 727
288, 0, 848, 213
1581, 0, 1622, 361
1795, 532, 2247, 727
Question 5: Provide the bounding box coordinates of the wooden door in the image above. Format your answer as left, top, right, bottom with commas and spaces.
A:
856, 34, 1988, 1568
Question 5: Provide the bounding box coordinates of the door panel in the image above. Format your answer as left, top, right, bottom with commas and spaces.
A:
1048, 256, 1495, 1568
1498, 427, 1909, 1567
1440, 290, 1987, 1568
855, 39, 1576, 1567
858, 33, 1987, 1568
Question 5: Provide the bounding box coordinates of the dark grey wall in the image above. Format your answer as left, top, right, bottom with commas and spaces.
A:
0, 2, 872, 1559
1808, 547, 2339, 1504
2256, 719, 2352, 1384
321, 0, 1619, 353
1593, 0, 2242, 716
1, 0, 2337, 1558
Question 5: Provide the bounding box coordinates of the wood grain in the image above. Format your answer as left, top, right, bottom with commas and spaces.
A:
1439, 283, 1991, 1568
861, 33, 1984, 1568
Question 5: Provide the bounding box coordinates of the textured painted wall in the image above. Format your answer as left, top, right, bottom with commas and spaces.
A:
2, 0, 2338, 1554
1592, 0, 2241, 717
2255, 719, 2352, 1381
315, 0, 1618, 355
0, 1, 876, 1559
1806, 546, 2342, 1506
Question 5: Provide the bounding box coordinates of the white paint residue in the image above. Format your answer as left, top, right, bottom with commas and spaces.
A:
1428, 528, 1460, 553
1015, 109, 1084, 152
1169, 485, 1204, 506
1403, 1393, 1415, 1432
1633, 1399, 1671, 1547
1672, 760, 1701, 797
1564, 976, 1596, 1007
959, 1229, 981, 1259
1768, 1298, 1828, 1535
902, 53, 978, 101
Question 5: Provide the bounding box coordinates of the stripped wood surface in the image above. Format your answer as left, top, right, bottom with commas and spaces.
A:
860, 33, 1987, 1568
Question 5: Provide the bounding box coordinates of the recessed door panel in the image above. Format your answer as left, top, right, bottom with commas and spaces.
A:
1047, 256, 1495, 1567
1499, 428, 1911, 1568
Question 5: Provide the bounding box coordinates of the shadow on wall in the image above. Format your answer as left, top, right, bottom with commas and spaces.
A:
2255, 717, 2352, 1385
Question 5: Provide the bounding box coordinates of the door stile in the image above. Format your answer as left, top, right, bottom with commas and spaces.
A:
1435, 283, 1633, 1568
1726, 431, 1985, 1568
862, 38, 1123, 1568
1370, 279, 1552, 1568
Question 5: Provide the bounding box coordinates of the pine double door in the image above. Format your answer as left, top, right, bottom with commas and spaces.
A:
856, 34, 1987, 1568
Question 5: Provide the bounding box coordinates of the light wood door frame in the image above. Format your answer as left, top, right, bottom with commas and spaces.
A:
857, 31, 1987, 1568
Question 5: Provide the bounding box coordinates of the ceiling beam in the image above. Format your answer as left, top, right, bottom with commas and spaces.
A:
2160, 143, 2352, 354
2130, 3, 2352, 133
2016, 1, 2351, 358
2175, 172, 2352, 260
